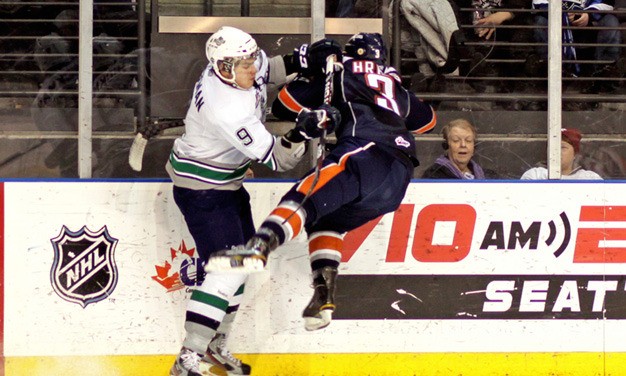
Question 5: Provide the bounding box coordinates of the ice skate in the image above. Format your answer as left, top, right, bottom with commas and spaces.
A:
204, 333, 251, 375
170, 347, 208, 376
205, 236, 270, 273
171, 346, 231, 376
302, 266, 338, 331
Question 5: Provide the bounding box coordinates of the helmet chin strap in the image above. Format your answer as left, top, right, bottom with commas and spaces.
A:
215, 60, 245, 89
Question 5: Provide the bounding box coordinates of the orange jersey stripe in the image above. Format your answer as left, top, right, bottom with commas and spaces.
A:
297, 144, 373, 196
297, 164, 342, 196
272, 206, 303, 238
278, 88, 306, 114
412, 109, 437, 135
309, 234, 343, 253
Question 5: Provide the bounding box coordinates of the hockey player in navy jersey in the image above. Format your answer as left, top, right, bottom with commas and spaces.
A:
167, 26, 342, 376
206, 33, 437, 331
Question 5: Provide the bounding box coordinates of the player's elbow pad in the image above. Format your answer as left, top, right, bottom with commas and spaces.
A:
273, 136, 307, 171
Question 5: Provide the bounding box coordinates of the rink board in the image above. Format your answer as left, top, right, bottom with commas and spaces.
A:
3, 180, 626, 375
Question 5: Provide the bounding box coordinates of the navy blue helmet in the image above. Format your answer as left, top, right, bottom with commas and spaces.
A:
344, 33, 387, 65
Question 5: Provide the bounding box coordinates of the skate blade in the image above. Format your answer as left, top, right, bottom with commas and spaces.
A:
304, 310, 332, 331
205, 256, 266, 274
199, 360, 228, 376
169, 365, 181, 376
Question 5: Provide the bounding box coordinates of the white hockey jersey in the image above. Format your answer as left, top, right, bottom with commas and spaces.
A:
166, 51, 289, 190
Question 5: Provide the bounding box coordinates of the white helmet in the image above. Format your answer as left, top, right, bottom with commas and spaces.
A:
205, 26, 259, 88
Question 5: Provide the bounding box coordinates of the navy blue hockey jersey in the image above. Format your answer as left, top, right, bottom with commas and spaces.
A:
272, 56, 436, 163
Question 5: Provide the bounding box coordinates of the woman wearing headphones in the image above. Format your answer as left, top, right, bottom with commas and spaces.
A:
421, 118, 498, 179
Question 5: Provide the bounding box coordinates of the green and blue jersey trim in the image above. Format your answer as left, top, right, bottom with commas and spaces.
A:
169, 151, 250, 184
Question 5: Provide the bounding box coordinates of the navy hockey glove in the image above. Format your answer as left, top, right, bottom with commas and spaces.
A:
307, 39, 342, 76
282, 43, 310, 76
293, 104, 341, 140
285, 39, 342, 77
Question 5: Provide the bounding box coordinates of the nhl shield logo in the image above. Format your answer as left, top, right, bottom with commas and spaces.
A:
50, 225, 119, 308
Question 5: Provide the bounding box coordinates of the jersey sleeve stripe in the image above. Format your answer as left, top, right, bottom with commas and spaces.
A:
260, 135, 276, 165
412, 109, 437, 135
261, 157, 277, 171
278, 88, 307, 114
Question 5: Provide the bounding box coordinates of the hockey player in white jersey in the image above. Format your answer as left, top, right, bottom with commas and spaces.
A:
168, 26, 341, 376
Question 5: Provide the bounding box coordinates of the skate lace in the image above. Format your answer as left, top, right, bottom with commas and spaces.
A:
216, 337, 242, 366
179, 349, 202, 371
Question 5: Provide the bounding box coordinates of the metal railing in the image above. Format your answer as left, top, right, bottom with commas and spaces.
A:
0, 1, 144, 104
390, 4, 626, 105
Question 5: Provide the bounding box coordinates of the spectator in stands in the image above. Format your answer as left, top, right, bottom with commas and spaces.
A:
471, 1, 523, 41
33, 8, 134, 108
335, 0, 356, 16
421, 118, 498, 179
521, 128, 603, 179
400, 0, 530, 93
327, 0, 380, 17
529, 1, 623, 98
618, 0, 626, 54
463, 0, 534, 94
398, 0, 462, 91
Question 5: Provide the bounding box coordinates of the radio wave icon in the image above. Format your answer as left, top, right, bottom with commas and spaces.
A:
545, 211, 571, 258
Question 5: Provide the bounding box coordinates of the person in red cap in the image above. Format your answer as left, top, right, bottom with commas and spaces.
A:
521, 128, 603, 180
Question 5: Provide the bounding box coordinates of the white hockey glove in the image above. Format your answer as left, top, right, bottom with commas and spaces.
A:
273, 134, 307, 171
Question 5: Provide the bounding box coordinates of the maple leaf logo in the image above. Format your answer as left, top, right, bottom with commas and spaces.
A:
152, 240, 199, 292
